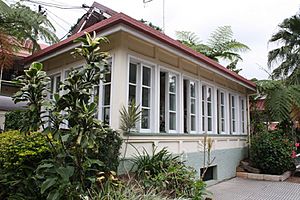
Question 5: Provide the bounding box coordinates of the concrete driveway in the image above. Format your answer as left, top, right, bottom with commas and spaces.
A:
208, 177, 300, 200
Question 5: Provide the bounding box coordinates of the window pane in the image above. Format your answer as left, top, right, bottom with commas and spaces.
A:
142, 88, 150, 107
232, 96, 235, 107
141, 109, 150, 129
202, 102, 205, 115
142, 67, 151, 86
207, 88, 212, 101
221, 119, 225, 132
169, 94, 176, 111
129, 85, 136, 103
160, 72, 166, 133
207, 102, 212, 116
202, 86, 205, 100
50, 77, 54, 93
190, 81, 195, 97
103, 85, 111, 105
55, 76, 60, 93
104, 72, 111, 83
191, 116, 196, 131
202, 117, 205, 131
232, 108, 235, 119
103, 107, 110, 124
221, 106, 225, 118
169, 112, 176, 130
232, 121, 236, 132
221, 92, 224, 104
129, 63, 137, 84
169, 74, 176, 93
208, 118, 212, 131
191, 99, 196, 114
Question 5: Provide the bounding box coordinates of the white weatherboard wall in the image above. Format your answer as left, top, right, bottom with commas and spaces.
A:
42, 30, 252, 184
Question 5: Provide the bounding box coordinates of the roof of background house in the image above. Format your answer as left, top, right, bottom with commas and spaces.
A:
24, 2, 256, 90
69, 1, 117, 35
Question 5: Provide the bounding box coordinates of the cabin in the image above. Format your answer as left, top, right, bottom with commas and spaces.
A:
24, 3, 256, 184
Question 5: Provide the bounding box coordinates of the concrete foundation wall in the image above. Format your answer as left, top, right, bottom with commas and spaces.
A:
119, 147, 248, 185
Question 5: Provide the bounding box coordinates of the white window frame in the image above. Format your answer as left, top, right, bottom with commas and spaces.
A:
217, 89, 227, 134
183, 76, 198, 134
127, 58, 154, 133
159, 66, 180, 134
239, 96, 247, 134
49, 73, 62, 99
98, 58, 113, 125
201, 83, 214, 134
229, 94, 238, 134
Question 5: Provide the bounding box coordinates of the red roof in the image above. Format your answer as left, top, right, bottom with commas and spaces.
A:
24, 12, 256, 90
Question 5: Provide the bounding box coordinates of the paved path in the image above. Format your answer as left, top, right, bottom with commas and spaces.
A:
208, 178, 300, 200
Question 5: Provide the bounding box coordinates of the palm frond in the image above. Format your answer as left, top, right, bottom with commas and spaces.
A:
119, 101, 141, 133
176, 31, 200, 46
207, 26, 233, 48
268, 14, 300, 81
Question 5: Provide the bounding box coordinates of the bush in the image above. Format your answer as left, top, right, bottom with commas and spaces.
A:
132, 147, 210, 199
250, 130, 294, 175
4, 110, 27, 131
0, 130, 51, 199
90, 126, 122, 172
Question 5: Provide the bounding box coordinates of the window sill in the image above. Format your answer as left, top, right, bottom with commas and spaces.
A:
123, 132, 248, 137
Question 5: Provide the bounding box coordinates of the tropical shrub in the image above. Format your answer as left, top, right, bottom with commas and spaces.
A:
88, 126, 122, 172
91, 175, 166, 200
250, 130, 294, 175
0, 130, 51, 199
4, 110, 27, 130
132, 147, 210, 199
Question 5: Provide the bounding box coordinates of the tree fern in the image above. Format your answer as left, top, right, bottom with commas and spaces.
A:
176, 26, 249, 73
256, 80, 300, 121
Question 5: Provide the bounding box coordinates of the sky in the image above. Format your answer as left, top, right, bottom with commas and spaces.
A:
9, 0, 300, 80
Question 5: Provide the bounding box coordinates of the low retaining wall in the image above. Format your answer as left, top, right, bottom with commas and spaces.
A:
236, 171, 291, 182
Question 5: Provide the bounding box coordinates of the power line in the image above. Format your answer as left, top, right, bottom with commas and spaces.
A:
22, 0, 87, 10
45, 8, 72, 26
46, 11, 69, 32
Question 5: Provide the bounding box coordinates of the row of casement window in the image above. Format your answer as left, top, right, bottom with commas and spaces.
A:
49, 58, 247, 134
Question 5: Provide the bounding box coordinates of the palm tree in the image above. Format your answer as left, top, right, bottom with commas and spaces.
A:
176, 26, 250, 73
0, 1, 58, 92
268, 14, 300, 85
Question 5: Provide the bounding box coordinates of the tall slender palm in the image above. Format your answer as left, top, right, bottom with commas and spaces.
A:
260, 13, 300, 123
268, 14, 300, 85
0, 1, 58, 92
176, 26, 250, 73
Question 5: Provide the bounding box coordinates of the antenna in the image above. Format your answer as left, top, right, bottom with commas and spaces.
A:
143, 0, 165, 33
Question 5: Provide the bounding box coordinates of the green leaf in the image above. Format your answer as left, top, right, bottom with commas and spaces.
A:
31, 62, 43, 71
61, 134, 70, 142
47, 189, 60, 200
56, 166, 74, 181
41, 177, 57, 194
37, 163, 54, 170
